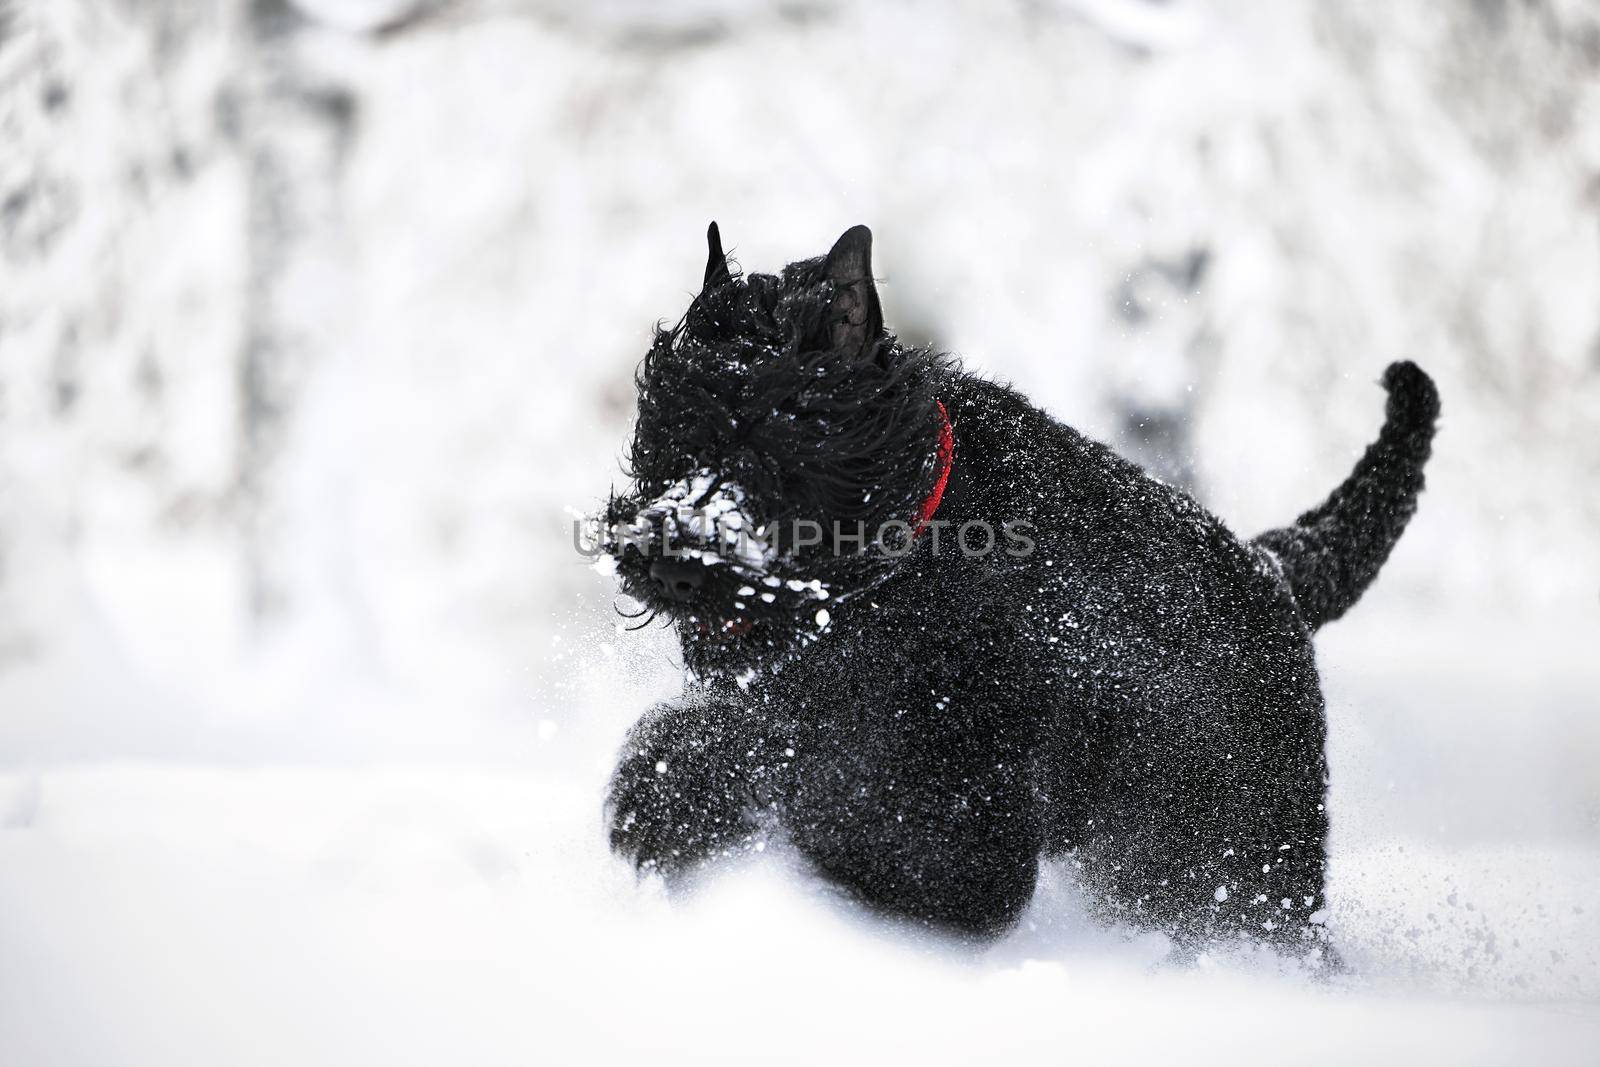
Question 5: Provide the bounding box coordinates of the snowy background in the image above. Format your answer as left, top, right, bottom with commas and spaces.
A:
3, 0, 1599, 1062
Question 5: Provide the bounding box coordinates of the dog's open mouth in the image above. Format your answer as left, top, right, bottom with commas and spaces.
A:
692, 617, 756, 639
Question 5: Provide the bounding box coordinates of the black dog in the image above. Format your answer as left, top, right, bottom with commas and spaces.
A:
599, 224, 1438, 958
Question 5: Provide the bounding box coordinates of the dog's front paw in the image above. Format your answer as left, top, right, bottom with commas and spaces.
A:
605, 704, 773, 878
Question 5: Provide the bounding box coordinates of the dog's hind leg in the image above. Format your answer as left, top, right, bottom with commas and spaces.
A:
1071, 778, 1336, 963
1060, 671, 1338, 964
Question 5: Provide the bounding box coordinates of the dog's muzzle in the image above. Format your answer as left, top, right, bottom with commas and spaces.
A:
611, 469, 775, 577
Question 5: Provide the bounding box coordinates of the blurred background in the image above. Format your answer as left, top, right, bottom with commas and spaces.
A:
2, 1, 1598, 1063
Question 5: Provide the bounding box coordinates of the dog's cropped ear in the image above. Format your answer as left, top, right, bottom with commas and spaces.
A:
824, 225, 883, 357
703, 221, 732, 290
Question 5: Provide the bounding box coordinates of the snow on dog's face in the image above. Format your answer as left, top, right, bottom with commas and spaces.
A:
603, 223, 950, 677
616, 469, 777, 574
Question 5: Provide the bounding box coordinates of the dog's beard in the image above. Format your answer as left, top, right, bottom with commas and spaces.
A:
620, 572, 833, 682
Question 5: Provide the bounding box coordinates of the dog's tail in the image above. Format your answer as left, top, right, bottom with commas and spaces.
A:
1253, 361, 1440, 632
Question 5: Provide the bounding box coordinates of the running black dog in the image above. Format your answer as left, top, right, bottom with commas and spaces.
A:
599, 224, 1438, 959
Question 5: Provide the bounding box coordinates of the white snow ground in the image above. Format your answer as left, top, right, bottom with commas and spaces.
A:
4, 0, 1600, 1063
1, 594, 1597, 1065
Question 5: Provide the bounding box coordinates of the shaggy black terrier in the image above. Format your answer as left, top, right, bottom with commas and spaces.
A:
598, 224, 1438, 958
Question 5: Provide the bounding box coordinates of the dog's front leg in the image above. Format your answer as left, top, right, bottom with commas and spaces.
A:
779, 669, 1045, 940
605, 685, 790, 880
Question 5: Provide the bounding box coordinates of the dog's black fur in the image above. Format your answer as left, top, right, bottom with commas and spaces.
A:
601, 224, 1438, 957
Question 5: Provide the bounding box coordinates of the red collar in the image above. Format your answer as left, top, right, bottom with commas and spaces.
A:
912, 400, 954, 535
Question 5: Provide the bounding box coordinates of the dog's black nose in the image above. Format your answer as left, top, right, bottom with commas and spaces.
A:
649, 558, 706, 601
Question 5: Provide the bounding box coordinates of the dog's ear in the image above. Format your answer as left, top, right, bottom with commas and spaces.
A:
824, 225, 883, 357
703, 221, 732, 290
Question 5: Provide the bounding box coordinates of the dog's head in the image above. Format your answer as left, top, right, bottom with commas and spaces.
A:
602, 224, 951, 677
